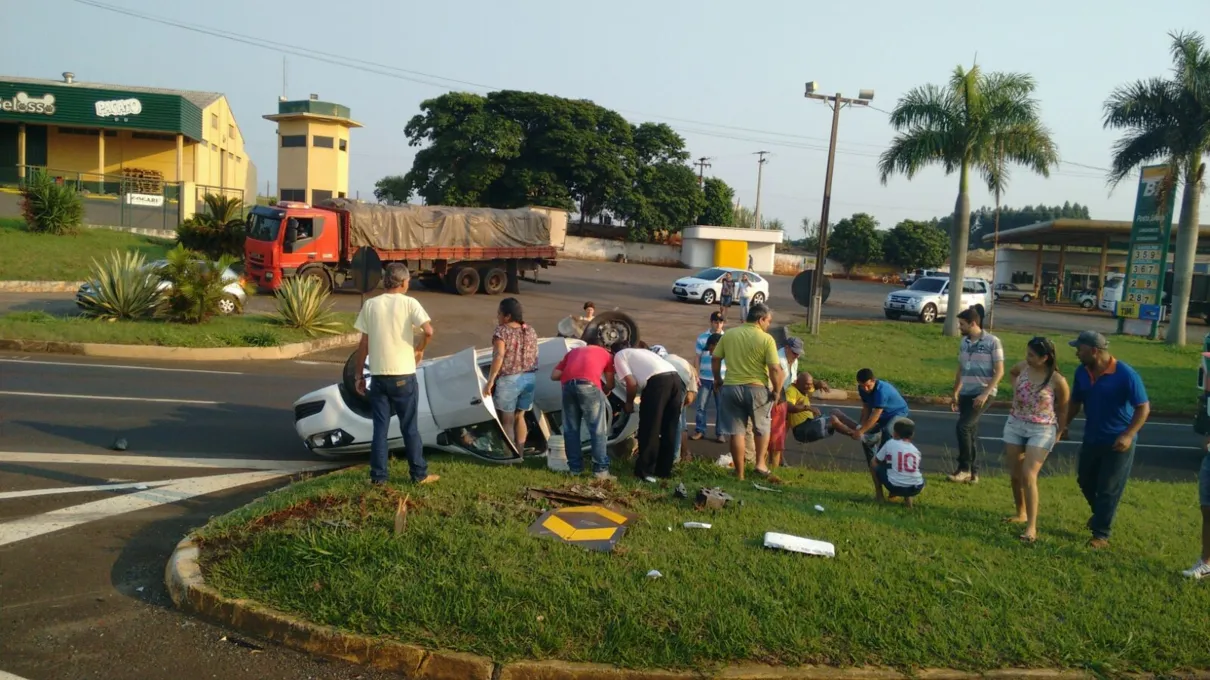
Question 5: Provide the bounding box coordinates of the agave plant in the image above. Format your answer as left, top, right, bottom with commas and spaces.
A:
159, 244, 240, 324
77, 250, 165, 321
20, 168, 85, 235
273, 275, 344, 336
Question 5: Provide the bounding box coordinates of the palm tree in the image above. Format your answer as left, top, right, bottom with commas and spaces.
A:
879, 65, 1059, 336
1103, 30, 1210, 346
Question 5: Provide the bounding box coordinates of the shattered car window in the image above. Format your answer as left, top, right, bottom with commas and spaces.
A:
447, 422, 516, 461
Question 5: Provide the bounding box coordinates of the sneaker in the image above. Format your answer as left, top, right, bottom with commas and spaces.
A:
1182, 560, 1210, 579
1087, 537, 1110, 550
947, 470, 973, 483
594, 470, 616, 481
416, 474, 440, 485
642, 476, 658, 484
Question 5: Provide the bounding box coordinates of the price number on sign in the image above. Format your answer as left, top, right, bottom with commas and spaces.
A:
1131, 263, 1160, 275
1133, 247, 1162, 262
1125, 292, 1153, 304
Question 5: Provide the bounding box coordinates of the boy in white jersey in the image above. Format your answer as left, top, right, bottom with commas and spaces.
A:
871, 418, 925, 507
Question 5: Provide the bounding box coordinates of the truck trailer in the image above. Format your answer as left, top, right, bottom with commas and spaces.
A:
243, 199, 568, 295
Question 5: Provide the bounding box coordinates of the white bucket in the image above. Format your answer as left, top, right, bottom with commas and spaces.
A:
546, 435, 570, 472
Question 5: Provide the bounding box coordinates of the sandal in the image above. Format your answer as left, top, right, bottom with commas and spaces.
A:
1019, 533, 1037, 544
689, 433, 703, 441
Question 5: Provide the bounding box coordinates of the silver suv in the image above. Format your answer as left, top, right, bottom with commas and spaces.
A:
884, 275, 992, 324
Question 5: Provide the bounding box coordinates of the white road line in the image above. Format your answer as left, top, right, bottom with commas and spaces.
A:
0, 358, 243, 375
976, 436, 1201, 452
828, 404, 1192, 428
0, 391, 220, 405
0, 471, 291, 548
0, 452, 345, 472
0, 480, 175, 500
0, 670, 33, 680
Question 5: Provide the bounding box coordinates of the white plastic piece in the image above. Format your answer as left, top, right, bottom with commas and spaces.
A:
546, 436, 569, 472
683, 522, 712, 529
646, 569, 663, 579
716, 453, 734, 468
753, 483, 781, 493
763, 531, 835, 558
814, 504, 825, 513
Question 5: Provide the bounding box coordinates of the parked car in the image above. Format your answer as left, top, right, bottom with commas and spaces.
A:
1074, 290, 1099, 309
902, 268, 945, 287
293, 315, 642, 464
75, 259, 247, 315
884, 275, 992, 324
993, 283, 1035, 303
672, 267, 770, 306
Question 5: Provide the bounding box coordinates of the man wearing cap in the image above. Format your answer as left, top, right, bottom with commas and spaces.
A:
692, 312, 726, 442
1061, 331, 1150, 549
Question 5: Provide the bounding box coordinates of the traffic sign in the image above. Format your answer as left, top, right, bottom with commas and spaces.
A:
527, 505, 637, 552
350, 247, 382, 294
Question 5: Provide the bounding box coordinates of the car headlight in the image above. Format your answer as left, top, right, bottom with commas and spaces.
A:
307, 429, 353, 449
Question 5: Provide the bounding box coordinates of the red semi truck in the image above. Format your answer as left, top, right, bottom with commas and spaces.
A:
243, 198, 568, 295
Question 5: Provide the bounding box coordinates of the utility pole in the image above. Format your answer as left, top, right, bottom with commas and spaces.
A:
753, 151, 770, 230
803, 82, 874, 336
694, 156, 713, 188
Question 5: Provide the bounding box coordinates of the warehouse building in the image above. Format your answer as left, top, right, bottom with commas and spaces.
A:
0, 72, 256, 214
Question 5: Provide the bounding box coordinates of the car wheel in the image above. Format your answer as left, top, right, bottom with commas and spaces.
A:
701, 289, 716, 305
1021, 294, 1032, 303
751, 292, 766, 305
581, 310, 639, 349
479, 267, 508, 295
919, 304, 937, 324
341, 349, 371, 408
451, 266, 480, 296
1081, 299, 1094, 309
217, 294, 240, 315
885, 311, 901, 320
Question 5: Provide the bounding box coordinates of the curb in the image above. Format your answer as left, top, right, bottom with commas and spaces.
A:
0, 332, 359, 362
165, 537, 1208, 680
0, 280, 86, 293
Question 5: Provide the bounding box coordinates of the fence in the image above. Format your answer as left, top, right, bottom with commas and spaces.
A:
2, 164, 183, 231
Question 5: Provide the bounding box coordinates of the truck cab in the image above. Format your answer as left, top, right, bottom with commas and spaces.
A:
244, 202, 341, 291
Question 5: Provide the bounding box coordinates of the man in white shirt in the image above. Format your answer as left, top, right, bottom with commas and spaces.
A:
870, 418, 925, 507
613, 342, 685, 482
352, 263, 437, 486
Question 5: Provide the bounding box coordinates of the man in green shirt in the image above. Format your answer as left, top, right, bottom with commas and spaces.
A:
711, 303, 785, 479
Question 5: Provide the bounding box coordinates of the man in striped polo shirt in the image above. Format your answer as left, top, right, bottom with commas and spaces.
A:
948, 305, 1004, 483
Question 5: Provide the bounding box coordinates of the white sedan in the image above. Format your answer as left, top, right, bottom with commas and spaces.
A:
672, 267, 771, 306
294, 327, 641, 464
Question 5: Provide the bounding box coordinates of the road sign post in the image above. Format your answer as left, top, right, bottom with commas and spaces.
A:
350, 246, 382, 308
1116, 165, 1176, 339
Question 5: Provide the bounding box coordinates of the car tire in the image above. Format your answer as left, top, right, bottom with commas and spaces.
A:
751, 292, 766, 305
701, 289, 716, 305
1021, 294, 1032, 303
1081, 299, 1094, 309
919, 304, 938, 324
885, 311, 901, 320
479, 267, 508, 295
217, 293, 241, 315
341, 349, 371, 407
581, 310, 639, 349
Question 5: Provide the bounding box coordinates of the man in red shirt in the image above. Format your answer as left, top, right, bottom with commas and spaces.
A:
550, 343, 617, 480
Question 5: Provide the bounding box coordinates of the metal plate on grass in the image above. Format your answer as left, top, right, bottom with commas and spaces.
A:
528, 505, 637, 552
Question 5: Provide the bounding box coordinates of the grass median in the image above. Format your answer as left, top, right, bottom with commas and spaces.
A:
0, 217, 173, 281
790, 321, 1201, 415
197, 457, 1210, 674
0, 310, 355, 348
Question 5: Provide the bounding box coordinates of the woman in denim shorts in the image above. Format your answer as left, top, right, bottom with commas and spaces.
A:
1002, 337, 1071, 543
484, 297, 539, 451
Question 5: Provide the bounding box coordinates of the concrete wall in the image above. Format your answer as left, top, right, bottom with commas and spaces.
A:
750, 243, 776, 273
561, 235, 682, 266
681, 238, 713, 270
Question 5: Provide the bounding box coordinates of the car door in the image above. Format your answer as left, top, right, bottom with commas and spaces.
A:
424, 346, 522, 462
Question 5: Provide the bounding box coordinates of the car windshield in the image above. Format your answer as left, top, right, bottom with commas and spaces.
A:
909, 278, 946, 293
247, 211, 284, 242
692, 268, 726, 281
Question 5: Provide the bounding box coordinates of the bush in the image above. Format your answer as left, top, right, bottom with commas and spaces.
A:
76, 250, 166, 321
177, 194, 246, 259
20, 168, 85, 235
159, 244, 241, 324
273, 275, 344, 336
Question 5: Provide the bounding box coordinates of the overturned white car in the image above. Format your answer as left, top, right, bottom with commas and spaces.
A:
293, 313, 642, 464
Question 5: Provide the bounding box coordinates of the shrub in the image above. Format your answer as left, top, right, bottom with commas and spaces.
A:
76, 250, 166, 321
159, 244, 241, 324
177, 194, 247, 259
20, 168, 85, 235
273, 275, 344, 336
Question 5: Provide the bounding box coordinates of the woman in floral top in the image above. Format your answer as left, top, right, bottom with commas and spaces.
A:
484, 297, 539, 450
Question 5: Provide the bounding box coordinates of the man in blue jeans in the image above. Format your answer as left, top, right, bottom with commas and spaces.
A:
1062, 331, 1150, 550
352, 264, 438, 486
691, 312, 726, 442
550, 342, 616, 479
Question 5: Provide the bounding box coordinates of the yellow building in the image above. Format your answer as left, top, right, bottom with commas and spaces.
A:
0, 72, 257, 211
263, 95, 360, 204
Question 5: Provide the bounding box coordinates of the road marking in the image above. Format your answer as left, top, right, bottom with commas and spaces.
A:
0, 452, 345, 472
0, 471, 291, 548
0, 480, 174, 500
0, 670, 33, 680
0, 391, 220, 405
0, 357, 244, 375
977, 436, 1201, 452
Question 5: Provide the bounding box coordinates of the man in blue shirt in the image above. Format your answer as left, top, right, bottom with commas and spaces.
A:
690, 312, 726, 442
1061, 331, 1150, 550
852, 368, 911, 462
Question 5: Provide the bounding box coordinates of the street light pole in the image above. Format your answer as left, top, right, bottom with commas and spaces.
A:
804, 83, 873, 335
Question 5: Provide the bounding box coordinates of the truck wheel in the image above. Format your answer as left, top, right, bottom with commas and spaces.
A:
298, 267, 331, 293
479, 267, 508, 295
451, 266, 480, 296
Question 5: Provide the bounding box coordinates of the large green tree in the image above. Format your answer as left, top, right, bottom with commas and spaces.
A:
828, 213, 883, 273
878, 65, 1059, 336
1104, 30, 1210, 346
613, 162, 704, 241
883, 219, 949, 270
698, 177, 735, 226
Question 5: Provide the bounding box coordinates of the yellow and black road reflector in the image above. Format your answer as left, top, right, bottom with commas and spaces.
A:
528, 505, 638, 552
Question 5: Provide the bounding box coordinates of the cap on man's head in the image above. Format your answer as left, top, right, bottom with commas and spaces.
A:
710, 311, 725, 323
784, 337, 804, 355
1069, 330, 1109, 350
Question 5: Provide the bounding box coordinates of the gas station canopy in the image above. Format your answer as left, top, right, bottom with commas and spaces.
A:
982, 219, 1210, 252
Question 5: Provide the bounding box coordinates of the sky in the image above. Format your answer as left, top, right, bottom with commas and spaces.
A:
6, 0, 1210, 239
